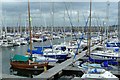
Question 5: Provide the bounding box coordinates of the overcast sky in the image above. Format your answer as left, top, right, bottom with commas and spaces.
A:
0, 1, 118, 27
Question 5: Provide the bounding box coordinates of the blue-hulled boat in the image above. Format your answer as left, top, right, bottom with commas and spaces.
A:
27, 48, 58, 62
28, 45, 68, 61
106, 42, 120, 47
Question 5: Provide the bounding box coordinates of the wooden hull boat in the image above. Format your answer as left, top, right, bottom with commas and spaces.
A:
10, 61, 48, 70
10, 54, 48, 70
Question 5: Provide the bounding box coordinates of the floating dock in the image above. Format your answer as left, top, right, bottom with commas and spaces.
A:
34, 44, 100, 79
2, 74, 26, 79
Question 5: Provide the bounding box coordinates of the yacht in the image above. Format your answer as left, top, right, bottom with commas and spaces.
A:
32, 37, 43, 42
13, 38, 21, 46
91, 46, 120, 59
20, 38, 28, 45
43, 49, 68, 61
34, 44, 69, 61
2, 39, 13, 47
81, 68, 118, 79
26, 49, 58, 62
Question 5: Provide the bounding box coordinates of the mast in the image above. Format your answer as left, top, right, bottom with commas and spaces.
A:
39, 2, 43, 51
77, 11, 80, 32
63, 10, 66, 43
28, 0, 32, 57
19, 14, 22, 35
70, 3, 73, 40
107, 1, 110, 40
5, 12, 7, 37
51, 2, 54, 54
13, 17, 15, 35
105, 1, 110, 41
24, 16, 27, 34
88, 0, 92, 56
99, 18, 103, 44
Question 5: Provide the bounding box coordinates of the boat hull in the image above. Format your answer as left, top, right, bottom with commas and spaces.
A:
90, 53, 120, 59
10, 61, 48, 70
44, 54, 68, 61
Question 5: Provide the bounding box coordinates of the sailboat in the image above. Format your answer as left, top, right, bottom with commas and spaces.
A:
1, 12, 14, 47
89, 2, 120, 60
40, 3, 68, 61
2, 38, 13, 47
27, 47, 58, 62
10, 0, 48, 70
80, 0, 118, 79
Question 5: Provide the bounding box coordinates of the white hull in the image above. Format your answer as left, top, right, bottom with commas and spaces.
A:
32, 38, 42, 42
21, 41, 28, 45
2, 39, 13, 47
91, 50, 120, 59
81, 68, 118, 79
2, 44, 13, 47
27, 54, 58, 62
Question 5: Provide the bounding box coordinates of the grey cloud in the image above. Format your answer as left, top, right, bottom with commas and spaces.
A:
1, 2, 118, 27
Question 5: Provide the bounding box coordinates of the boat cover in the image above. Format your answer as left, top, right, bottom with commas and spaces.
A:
12, 54, 29, 61
27, 49, 43, 54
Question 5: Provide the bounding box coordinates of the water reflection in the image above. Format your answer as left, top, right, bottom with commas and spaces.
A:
10, 67, 43, 78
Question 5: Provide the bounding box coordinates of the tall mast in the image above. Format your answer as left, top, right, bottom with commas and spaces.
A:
13, 17, 15, 35
51, 2, 54, 54
28, 0, 32, 56
19, 14, 21, 34
107, 1, 110, 41
88, 0, 92, 56
70, 3, 73, 40
51, 2, 54, 46
4, 11, 7, 37
63, 10, 66, 43
77, 11, 80, 32
24, 16, 27, 34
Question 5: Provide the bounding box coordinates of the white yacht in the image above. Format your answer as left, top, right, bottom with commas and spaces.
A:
32, 37, 43, 42
13, 38, 21, 46
53, 35, 60, 39
20, 38, 28, 45
91, 46, 120, 59
2, 39, 13, 47
81, 68, 118, 79
32, 54, 58, 62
